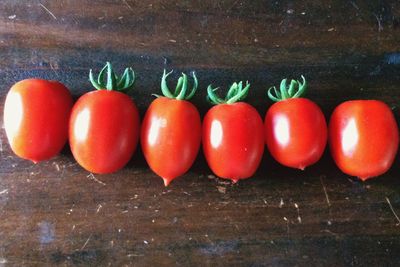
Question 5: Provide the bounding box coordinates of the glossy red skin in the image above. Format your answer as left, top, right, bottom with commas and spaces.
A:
265, 98, 328, 170
202, 102, 264, 182
329, 100, 399, 180
69, 90, 140, 174
141, 97, 201, 185
4, 79, 73, 163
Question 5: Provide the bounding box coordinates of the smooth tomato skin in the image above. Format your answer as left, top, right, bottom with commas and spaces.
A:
141, 97, 201, 185
4, 79, 73, 163
202, 102, 264, 182
265, 98, 327, 170
69, 90, 140, 174
329, 100, 399, 180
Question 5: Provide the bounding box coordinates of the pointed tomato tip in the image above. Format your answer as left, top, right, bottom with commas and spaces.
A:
162, 178, 172, 187
232, 179, 239, 184
358, 176, 371, 182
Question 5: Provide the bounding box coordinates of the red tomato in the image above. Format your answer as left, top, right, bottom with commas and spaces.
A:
69, 62, 140, 174
203, 102, 264, 182
141, 97, 201, 186
69, 90, 139, 174
141, 70, 201, 186
329, 100, 399, 180
4, 79, 72, 163
203, 81, 264, 182
265, 98, 327, 170
264, 76, 327, 170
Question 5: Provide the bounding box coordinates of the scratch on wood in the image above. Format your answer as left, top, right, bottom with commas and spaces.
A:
228, 0, 239, 11
123, 0, 134, 11
49, 61, 59, 77
373, 13, 383, 32
80, 234, 92, 250
349, 1, 359, 10
96, 204, 103, 213
283, 217, 290, 236
216, 186, 226, 194
294, 203, 302, 223
127, 254, 144, 257
39, 3, 57, 20
66, 162, 78, 168
53, 162, 60, 171
279, 198, 284, 208
87, 173, 106, 186
385, 197, 400, 226
0, 189, 8, 195
321, 229, 339, 237
320, 176, 331, 207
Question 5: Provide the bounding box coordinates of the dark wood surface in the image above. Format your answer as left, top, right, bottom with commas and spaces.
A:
1, 1, 400, 266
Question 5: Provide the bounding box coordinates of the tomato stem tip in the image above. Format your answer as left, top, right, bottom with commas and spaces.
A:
160, 69, 198, 100
268, 75, 307, 102
207, 81, 250, 105
89, 62, 135, 93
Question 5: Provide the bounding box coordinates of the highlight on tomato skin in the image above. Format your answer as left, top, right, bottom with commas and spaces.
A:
3, 78, 73, 163
69, 62, 140, 174
140, 70, 201, 186
202, 81, 265, 183
264, 76, 327, 170
329, 100, 399, 181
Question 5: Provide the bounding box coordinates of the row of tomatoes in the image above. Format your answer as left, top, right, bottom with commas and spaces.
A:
3, 63, 399, 186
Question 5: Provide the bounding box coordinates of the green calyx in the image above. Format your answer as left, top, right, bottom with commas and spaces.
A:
267, 75, 307, 102
89, 62, 135, 93
207, 81, 250, 105
158, 69, 198, 100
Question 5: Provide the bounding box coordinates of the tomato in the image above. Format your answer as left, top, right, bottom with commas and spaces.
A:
4, 79, 72, 163
264, 76, 327, 169
329, 100, 399, 180
141, 70, 201, 186
69, 62, 139, 174
202, 81, 264, 182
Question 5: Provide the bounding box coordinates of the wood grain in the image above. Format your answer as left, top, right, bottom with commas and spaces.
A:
1, 0, 400, 266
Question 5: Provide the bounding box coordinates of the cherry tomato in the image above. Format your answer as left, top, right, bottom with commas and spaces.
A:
264, 76, 327, 169
329, 100, 399, 180
203, 81, 264, 182
141, 70, 201, 186
69, 62, 139, 174
4, 79, 73, 163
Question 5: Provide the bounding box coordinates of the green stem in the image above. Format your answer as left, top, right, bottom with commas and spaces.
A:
89, 62, 135, 93
267, 75, 307, 102
207, 81, 250, 105
158, 69, 198, 100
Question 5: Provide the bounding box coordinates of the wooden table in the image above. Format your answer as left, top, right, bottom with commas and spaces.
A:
1, 1, 400, 266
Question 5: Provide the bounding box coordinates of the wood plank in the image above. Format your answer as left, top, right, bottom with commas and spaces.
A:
1, 0, 400, 266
